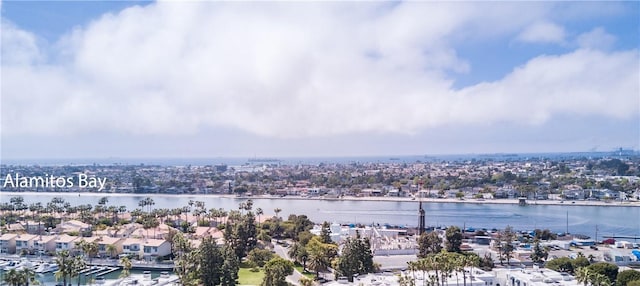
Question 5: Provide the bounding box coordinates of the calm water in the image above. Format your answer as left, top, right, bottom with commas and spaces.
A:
0, 268, 164, 286
1, 192, 638, 238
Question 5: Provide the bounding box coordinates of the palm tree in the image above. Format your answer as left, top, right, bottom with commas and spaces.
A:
55, 250, 73, 286
119, 256, 132, 278
575, 267, 591, 286
590, 273, 611, 286
256, 208, 263, 227
3, 269, 21, 286
274, 208, 282, 219
72, 255, 87, 286
19, 267, 39, 286
118, 205, 128, 222
106, 244, 117, 259
82, 241, 99, 263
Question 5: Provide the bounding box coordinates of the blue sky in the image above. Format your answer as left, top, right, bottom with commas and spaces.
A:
1, 1, 638, 159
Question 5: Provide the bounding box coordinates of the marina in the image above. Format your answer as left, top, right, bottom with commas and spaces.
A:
0, 257, 178, 286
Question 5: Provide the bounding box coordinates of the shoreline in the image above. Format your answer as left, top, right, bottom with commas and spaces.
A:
1, 191, 638, 207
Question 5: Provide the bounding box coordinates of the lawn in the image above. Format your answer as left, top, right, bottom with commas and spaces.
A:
294, 264, 315, 279
238, 267, 265, 286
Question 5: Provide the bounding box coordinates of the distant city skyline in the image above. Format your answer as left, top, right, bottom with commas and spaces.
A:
1, 1, 638, 159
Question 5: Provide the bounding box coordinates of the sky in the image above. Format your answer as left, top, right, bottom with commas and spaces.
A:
1, 1, 639, 160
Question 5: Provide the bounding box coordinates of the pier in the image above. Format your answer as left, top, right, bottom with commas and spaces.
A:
602, 235, 640, 240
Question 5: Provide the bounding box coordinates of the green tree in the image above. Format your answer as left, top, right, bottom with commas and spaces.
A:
288, 242, 309, 270
261, 257, 294, 286
247, 248, 275, 268
418, 231, 443, 258
479, 252, 495, 271
335, 232, 376, 282
587, 262, 618, 284
534, 229, 557, 241
497, 226, 516, 265
628, 281, 640, 286
306, 236, 337, 278
320, 221, 333, 244
173, 232, 198, 286
199, 236, 224, 286
445, 226, 463, 253
220, 245, 239, 286
546, 257, 574, 274
617, 269, 640, 286
530, 242, 549, 264
573, 257, 591, 270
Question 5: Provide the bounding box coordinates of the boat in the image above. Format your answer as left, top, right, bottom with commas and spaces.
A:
4, 258, 33, 271
35, 262, 59, 274
3, 260, 18, 271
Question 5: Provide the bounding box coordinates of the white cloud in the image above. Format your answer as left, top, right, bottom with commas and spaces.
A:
517, 21, 566, 44
577, 27, 617, 50
1, 21, 43, 65
1, 2, 638, 139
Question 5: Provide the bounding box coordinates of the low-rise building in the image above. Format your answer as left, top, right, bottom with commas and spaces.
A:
55, 234, 79, 251
122, 238, 143, 259
56, 220, 91, 234
33, 235, 57, 254
0, 233, 18, 254
15, 234, 38, 254
495, 267, 579, 286
97, 236, 124, 258
142, 239, 171, 261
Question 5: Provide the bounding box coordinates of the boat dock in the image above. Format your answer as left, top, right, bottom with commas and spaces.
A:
80, 266, 120, 277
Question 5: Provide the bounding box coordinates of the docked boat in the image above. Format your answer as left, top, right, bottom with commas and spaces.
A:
3, 258, 33, 271
35, 262, 59, 274
2, 260, 18, 271
0, 260, 12, 268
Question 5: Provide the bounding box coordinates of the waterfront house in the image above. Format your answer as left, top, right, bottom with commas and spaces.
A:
97, 236, 124, 258
15, 234, 38, 254
0, 233, 17, 254
122, 238, 143, 259
55, 234, 79, 251
33, 235, 57, 254
142, 239, 171, 261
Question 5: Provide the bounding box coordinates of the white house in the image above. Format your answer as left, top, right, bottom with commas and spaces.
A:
122, 238, 143, 258
142, 239, 171, 260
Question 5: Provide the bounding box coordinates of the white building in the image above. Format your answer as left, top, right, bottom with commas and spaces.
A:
495, 267, 579, 286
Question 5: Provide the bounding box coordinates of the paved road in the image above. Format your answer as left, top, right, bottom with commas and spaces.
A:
272, 241, 306, 286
